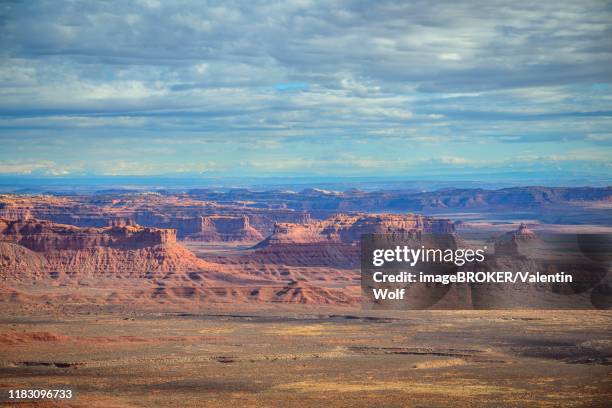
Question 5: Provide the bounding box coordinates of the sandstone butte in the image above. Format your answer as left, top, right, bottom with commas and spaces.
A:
0, 213, 455, 306
246, 214, 455, 268
257, 213, 454, 246
0, 207, 604, 309
493, 222, 539, 256
0, 218, 211, 281
184, 215, 263, 242
0, 194, 310, 240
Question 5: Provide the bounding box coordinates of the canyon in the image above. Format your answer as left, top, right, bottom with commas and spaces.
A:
0, 187, 610, 408
0, 193, 311, 239
0, 207, 459, 307
0, 186, 609, 309
1, 186, 610, 240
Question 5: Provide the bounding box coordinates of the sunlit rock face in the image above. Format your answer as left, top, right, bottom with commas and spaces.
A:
251, 213, 455, 268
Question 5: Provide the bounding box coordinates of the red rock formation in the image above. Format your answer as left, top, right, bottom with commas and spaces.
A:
494, 223, 539, 255
0, 242, 47, 280
0, 218, 216, 282
185, 215, 263, 242
0, 194, 312, 237
256, 213, 454, 247
43, 244, 206, 279
251, 213, 454, 267
0, 218, 175, 252
0, 212, 366, 306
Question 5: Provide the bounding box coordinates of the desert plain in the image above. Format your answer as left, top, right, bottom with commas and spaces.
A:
1, 306, 611, 407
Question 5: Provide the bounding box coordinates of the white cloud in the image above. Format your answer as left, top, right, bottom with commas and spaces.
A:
439, 53, 462, 61
0, 0, 610, 178
439, 156, 470, 165
0, 161, 76, 175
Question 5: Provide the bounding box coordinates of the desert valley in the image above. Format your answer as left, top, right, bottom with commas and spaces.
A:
0, 186, 610, 407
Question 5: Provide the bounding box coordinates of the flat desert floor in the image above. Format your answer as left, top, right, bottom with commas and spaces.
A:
1, 307, 611, 407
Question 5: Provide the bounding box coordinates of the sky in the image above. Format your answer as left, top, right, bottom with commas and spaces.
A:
0, 0, 611, 183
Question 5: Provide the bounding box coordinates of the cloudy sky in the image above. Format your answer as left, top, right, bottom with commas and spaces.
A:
0, 0, 611, 182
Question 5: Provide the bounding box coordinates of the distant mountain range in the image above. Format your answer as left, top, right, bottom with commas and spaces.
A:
185, 186, 611, 213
